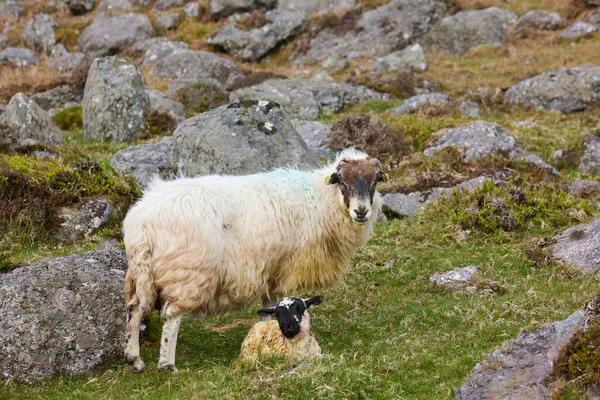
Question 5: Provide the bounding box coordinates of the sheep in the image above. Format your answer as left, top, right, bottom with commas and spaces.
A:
123, 148, 388, 372
240, 295, 324, 360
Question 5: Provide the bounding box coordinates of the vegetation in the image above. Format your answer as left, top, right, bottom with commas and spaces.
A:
52, 106, 83, 131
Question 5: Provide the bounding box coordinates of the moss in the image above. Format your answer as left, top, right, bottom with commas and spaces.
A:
141, 110, 177, 139
52, 106, 83, 131
195, 25, 213, 38
173, 81, 228, 114
55, 28, 80, 51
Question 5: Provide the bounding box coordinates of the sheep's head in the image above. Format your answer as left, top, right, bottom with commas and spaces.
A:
326, 158, 389, 223
257, 295, 324, 339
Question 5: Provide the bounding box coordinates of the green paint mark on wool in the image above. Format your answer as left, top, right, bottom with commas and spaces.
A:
268, 169, 316, 197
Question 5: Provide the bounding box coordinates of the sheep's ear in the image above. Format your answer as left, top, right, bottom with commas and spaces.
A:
376, 170, 390, 183
257, 307, 276, 317
369, 158, 383, 170
325, 172, 340, 185
304, 295, 324, 308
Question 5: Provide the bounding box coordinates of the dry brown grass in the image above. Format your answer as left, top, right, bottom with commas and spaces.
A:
0, 65, 69, 103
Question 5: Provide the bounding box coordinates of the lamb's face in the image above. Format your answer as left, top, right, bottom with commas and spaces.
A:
326, 158, 389, 223
257, 296, 324, 339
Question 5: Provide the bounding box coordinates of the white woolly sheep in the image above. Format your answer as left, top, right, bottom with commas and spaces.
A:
123, 148, 388, 372
240, 295, 324, 360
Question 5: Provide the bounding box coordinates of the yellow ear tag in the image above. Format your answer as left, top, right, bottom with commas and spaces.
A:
324, 176, 330, 184
382, 172, 390, 182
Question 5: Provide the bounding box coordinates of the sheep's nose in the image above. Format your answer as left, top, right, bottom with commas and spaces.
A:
354, 208, 368, 219
285, 324, 295, 331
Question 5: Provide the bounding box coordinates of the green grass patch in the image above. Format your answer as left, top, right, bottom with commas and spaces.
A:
52, 106, 83, 131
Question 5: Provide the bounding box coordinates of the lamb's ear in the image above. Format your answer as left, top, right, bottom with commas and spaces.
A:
325, 172, 340, 185
304, 295, 324, 308
376, 170, 390, 183
257, 307, 276, 317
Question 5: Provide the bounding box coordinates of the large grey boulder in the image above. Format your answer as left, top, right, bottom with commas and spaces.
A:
0, 0, 25, 18
172, 100, 320, 176
455, 311, 586, 400
151, 48, 243, 83
55, 198, 112, 242
129, 37, 188, 66
391, 92, 448, 115
553, 218, 600, 275
505, 65, 600, 114
230, 74, 389, 120
0, 93, 64, 150
580, 134, 600, 175
517, 10, 562, 31
22, 14, 58, 54
292, 0, 447, 66
147, 89, 186, 123
370, 44, 427, 73
210, 0, 275, 19
82, 56, 150, 142
111, 136, 175, 186
45, 44, 87, 72
31, 85, 83, 110
277, 0, 355, 15
423, 7, 518, 56
291, 119, 334, 158
78, 13, 153, 59
208, 9, 306, 61
0, 47, 39, 67
0, 241, 127, 383
558, 22, 597, 39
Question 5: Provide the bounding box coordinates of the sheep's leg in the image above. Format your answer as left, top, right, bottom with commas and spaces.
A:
125, 303, 146, 373
158, 305, 182, 373
261, 293, 279, 321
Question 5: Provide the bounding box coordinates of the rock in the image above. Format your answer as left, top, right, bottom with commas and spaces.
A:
430, 266, 479, 290
0, 0, 24, 18
459, 100, 480, 118
0, 93, 64, 150
82, 56, 150, 142
166, 76, 229, 113
295, 0, 446, 66
31, 85, 83, 110
22, 14, 58, 54
391, 92, 449, 115
553, 218, 600, 275
210, 0, 275, 19
64, 0, 94, 15
129, 37, 188, 66
184, 2, 200, 17
370, 44, 427, 73
0, 47, 39, 67
78, 13, 153, 59
580, 134, 600, 175
155, 12, 182, 30
230, 73, 389, 120
208, 9, 306, 61
590, 9, 600, 26
585, 0, 600, 5
45, 44, 88, 72
291, 120, 334, 158
277, 0, 355, 15
570, 180, 600, 200
0, 241, 127, 383
455, 311, 585, 400
152, 0, 189, 11
172, 100, 320, 176
111, 136, 175, 186
383, 176, 488, 217
517, 10, 562, 31
558, 22, 597, 39
423, 7, 517, 56
97, 0, 133, 11
506, 65, 600, 114
147, 89, 186, 123
55, 199, 112, 242
151, 48, 243, 84
587, 385, 600, 400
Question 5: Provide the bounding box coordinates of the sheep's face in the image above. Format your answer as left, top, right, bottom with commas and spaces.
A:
257, 296, 324, 339
326, 158, 389, 223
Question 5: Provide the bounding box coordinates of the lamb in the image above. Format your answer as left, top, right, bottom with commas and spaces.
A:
240, 295, 324, 360
123, 148, 388, 372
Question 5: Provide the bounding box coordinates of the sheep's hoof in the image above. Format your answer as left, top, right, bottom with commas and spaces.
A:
130, 358, 145, 373
157, 363, 179, 374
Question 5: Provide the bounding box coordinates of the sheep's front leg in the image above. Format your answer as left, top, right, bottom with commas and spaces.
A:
125, 303, 146, 373
158, 306, 182, 373
261, 293, 279, 321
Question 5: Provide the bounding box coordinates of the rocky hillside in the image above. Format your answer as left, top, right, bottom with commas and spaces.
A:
1, 0, 600, 398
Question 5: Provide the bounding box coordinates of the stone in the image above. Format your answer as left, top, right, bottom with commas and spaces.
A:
55, 198, 112, 242
459, 100, 480, 118
587, 385, 600, 400
590, 9, 600, 26
230, 74, 389, 120
167, 76, 228, 113
277, 0, 355, 15
129, 37, 188, 66
147, 89, 187, 123
0, 47, 39, 67
152, 0, 189, 11
430, 266, 479, 290
0, 93, 64, 150
0, 0, 24, 18
558, 22, 597, 39
31, 85, 83, 110
291, 120, 335, 158
455, 311, 585, 400
390, 92, 448, 115
506, 65, 600, 114
82, 56, 150, 142
22, 14, 58, 54
423, 7, 517, 56
151, 48, 243, 84
383, 176, 488, 217
517, 10, 562, 31
207, 9, 306, 61
184, 2, 200, 17
580, 134, 600, 175
570, 180, 600, 199
370, 44, 427, 73
585, 0, 600, 5
0, 241, 127, 383
45, 44, 87, 72
111, 136, 175, 186
64, 0, 94, 15
293, 0, 447, 66
553, 218, 600, 275
172, 100, 320, 176
78, 13, 153, 59
210, 0, 275, 19
155, 12, 182, 30
97, 0, 134, 11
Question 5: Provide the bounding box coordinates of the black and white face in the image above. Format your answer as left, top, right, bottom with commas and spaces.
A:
257, 296, 324, 339
326, 158, 389, 223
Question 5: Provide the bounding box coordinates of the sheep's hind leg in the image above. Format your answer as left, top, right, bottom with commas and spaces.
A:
125, 302, 146, 373
261, 293, 279, 321
158, 304, 182, 373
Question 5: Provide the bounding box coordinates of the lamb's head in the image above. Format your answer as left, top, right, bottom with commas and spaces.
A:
257, 295, 324, 339
326, 157, 389, 223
